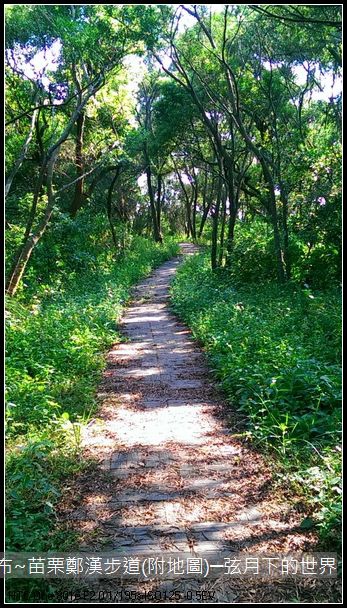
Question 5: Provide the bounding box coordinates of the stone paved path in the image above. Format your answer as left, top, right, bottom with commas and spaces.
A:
62, 243, 333, 602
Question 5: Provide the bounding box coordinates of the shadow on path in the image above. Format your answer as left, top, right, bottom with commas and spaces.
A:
60, 243, 338, 602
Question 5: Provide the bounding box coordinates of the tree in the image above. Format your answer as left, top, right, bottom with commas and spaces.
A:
153, 3, 341, 280
5, 4, 170, 295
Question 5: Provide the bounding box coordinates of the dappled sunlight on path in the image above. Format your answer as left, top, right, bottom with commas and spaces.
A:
62, 243, 323, 602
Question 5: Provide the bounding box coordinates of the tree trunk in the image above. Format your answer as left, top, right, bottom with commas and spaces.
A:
236, 126, 285, 282
191, 178, 198, 240
199, 174, 214, 238
218, 186, 227, 266
6, 158, 49, 289
198, 206, 209, 237
107, 168, 121, 252
220, 56, 287, 282
222, 156, 237, 267
280, 182, 291, 280
70, 111, 85, 218
198, 170, 212, 237
6, 148, 60, 296
146, 163, 162, 243
156, 174, 162, 235
5, 106, 39, 198
211, 177, 223, 270
269, 200, 286, 283
174, 166, 193, 238
7, 78, 104, 295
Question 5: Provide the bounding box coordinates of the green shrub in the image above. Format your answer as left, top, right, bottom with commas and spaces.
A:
204, 218, 341, 289
171, 251, 342, 548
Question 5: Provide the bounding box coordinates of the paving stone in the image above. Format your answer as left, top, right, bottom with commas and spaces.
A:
180, 463, 232, 477
237, 507, 262, 522
166, 399, 208, 408
114, 491, 184, 503
140, 398, 166, 408
166, 379, 204, 389
69, 243, 280, 596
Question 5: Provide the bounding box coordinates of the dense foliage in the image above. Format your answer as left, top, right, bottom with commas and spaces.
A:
171, 238, 341, 547
6, 225, 179, 551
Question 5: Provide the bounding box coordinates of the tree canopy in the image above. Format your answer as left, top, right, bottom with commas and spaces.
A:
5, 4, 341, 293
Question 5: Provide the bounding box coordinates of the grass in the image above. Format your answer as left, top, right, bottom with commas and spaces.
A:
5, 234, 180, 552
170, 250, 342, 548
